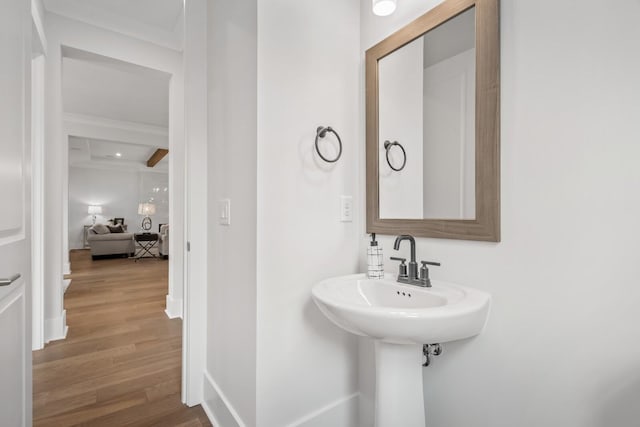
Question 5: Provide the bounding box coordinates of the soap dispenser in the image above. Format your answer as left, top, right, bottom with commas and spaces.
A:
367, 233, 384, 279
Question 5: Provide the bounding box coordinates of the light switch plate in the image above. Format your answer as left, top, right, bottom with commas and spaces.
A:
340, 196, 353, 222
218, 199, 231, 225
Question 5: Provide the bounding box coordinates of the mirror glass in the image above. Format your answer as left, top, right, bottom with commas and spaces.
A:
378, 7, 476, 220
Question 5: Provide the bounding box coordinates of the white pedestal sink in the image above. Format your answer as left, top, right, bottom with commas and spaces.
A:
312, 274, 490, 427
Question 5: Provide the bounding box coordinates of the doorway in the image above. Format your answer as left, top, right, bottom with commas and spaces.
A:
31, 1, 200, 422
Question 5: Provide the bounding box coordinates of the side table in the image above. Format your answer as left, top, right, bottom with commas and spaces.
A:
133, 232, 159, 261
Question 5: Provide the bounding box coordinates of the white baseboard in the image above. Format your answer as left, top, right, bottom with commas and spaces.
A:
287, 392, 360, 427
200, 396, 224, 427
202, 370, 246, 427
165, 294, 183, 319
202, 370, 359, 427
44, 309, 68, 343
63, 278, 71, 293
63, 262, 71, 275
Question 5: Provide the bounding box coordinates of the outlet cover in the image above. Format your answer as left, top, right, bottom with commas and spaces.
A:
340, 195, 353, 222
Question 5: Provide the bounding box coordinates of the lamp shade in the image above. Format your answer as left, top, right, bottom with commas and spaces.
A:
138, 203, 156, 216
87, 205, 102, 215
372, 0, 396, 16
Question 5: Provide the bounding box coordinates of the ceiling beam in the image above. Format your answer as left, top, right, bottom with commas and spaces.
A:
147, 149, 169, 167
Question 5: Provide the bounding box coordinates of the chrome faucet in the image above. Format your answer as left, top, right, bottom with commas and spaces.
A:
393, 235, 418, 283
391, 234, 441, 287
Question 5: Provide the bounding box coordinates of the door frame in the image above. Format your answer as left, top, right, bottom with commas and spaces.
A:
30, 0, 47, 351
182, 0, 207, 406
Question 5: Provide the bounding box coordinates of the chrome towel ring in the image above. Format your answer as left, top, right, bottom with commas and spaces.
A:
315, 126, 342, 163
384, 140, 406, 171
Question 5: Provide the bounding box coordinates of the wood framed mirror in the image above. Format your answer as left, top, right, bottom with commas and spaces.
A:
366, 0, 500, 241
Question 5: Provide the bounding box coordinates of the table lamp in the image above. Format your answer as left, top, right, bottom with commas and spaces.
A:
138, 203, 156, 232
87, 205, 102, 225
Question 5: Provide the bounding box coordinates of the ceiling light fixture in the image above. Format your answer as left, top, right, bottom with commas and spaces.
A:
115, 152, 122, 157
373, 0, 397, 16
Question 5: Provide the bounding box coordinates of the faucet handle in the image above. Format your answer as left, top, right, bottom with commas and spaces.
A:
421, 260, 441, 267
419, 261, 440, 287
390, 257, 408, 279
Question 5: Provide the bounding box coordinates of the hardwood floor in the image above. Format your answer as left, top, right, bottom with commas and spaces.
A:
33, 250, 211, 427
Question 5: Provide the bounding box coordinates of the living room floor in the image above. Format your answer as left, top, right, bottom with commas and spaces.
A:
33, 250, 211, 426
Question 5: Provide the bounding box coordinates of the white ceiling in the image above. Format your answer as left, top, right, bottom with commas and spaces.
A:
43, 0, 184, 50
69, 136, 168, 172
78, 0, 183, 32
63, 51, 170, 127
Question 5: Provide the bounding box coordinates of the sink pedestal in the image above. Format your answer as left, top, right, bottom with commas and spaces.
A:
374, 341, 425, 427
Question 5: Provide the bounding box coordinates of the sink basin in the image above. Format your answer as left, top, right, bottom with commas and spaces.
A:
312, 273, 491, 345
312, 274, 491, 427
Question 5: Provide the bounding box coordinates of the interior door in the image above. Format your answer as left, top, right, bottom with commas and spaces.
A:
0, 0, 32, 425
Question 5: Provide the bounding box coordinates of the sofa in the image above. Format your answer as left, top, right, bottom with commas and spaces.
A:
87, 223, 135, 259
159, 224, 169, 259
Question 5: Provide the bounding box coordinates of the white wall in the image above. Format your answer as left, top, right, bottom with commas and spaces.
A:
204, 1, 361, 425
360, 1, 640, 426
68, 167, 169, 249
139, 172, 170, 226
378, 37, 424, 219
256, 1, 361, 426
206, 0, 257, 425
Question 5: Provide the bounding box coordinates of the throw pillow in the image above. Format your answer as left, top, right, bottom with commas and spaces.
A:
107, 224, 124, 233
91, 224, 110, 235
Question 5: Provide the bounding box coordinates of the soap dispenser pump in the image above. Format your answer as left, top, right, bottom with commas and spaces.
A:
367, 233, 384, 279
